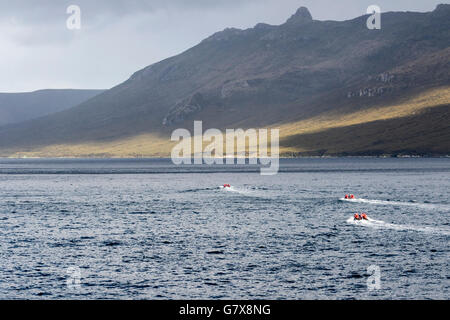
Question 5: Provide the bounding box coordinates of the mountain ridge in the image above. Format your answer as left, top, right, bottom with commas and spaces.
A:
0, 5, 449, 157
0, 89, 105, 127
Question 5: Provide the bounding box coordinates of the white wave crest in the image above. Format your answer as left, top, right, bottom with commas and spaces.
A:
219, 185, 260, 197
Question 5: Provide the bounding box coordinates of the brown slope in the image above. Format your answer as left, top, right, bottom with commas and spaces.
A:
280, 104, 450, 156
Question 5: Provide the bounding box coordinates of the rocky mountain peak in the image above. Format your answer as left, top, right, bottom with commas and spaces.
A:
285, 7, 313, 25
433, 3, 450, 14
434, 3, 450, 11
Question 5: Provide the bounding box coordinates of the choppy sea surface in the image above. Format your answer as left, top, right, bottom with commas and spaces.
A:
0, 158, 449, 299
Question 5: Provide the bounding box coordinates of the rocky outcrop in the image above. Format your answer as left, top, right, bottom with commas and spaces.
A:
376, 72, 395, 83
285, 7, 313, 25
220, 80, 256, 99
347, 72, 396, 98
163, 93, 206, 125
202, 7, 314, 43
347, 87, 390, 98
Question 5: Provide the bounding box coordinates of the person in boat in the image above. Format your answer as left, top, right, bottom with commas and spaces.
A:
345, 194, 349, 199
361, 213, 368, 220
354, 213, 362, 220
350, 194, 355, 199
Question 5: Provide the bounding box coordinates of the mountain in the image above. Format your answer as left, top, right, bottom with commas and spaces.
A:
0, 5, 449, 157
0, 89, 105, 126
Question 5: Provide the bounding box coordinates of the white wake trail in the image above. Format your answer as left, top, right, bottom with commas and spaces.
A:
340, 198, 449, 210
346, 217, 450, 236
219, 185, 262, 197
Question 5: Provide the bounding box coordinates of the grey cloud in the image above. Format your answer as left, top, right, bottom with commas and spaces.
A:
0, 0, 263, 46
0, 0, 261, 24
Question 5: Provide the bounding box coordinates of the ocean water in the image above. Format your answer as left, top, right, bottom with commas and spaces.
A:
0, 158, 448, 299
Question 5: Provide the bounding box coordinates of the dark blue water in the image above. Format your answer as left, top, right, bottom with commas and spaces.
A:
0, 158, 449, 299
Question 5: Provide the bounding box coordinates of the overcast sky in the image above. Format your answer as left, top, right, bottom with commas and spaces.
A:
0, 0, 447, 92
